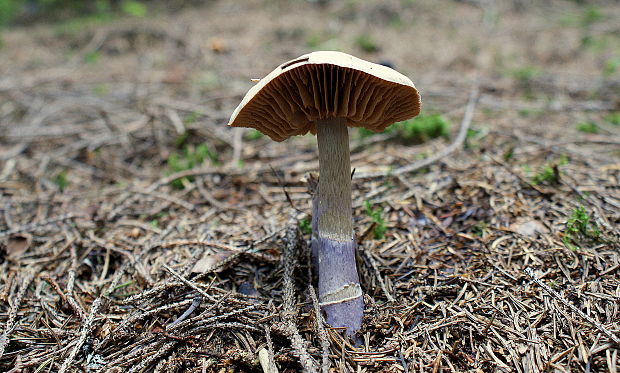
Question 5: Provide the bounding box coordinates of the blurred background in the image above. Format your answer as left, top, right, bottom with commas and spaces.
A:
1, 1, 619, 372
1, 0, 618, 179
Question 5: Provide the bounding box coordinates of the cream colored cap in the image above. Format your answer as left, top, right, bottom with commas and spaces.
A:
229, 51, 421, 142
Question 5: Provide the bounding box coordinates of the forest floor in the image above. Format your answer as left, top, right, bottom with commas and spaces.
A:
1, 0, 619, 372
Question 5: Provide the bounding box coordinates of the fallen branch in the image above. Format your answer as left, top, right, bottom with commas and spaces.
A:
59, 247, 145, 372
281, 226, 318, 373
309, 286, 331, 373
0, 213, 84, 239
58, 298, 102, 373
0, 271, 34, 359
162, 264, 216, 302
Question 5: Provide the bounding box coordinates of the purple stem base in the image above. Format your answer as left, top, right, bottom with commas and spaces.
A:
316, 235, 363, 336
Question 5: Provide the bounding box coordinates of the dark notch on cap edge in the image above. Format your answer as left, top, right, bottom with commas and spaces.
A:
281, 57, 310, 70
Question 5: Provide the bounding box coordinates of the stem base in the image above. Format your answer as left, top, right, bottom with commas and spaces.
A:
317, 235, 363, 335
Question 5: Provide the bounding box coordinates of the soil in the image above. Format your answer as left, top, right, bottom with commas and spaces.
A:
1, 0, 619, 372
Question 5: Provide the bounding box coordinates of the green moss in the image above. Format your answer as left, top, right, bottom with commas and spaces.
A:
389, 15, 404, 29
518, 108, 543, 118
54, 12, 113, 37
531, 155, 568, 185
576, 121, 599, 134
183, 112, 201, 125
503, 146, 515, 161
357, 127, 377, 139
364, 201, 386, 240
173, 131, 190, 149
605, 112, 620, 126
1, 0, 151, 27
604, 57, 619, 76
359, 113, 451, 144
582, 6, 604, 26
0, 0, 25, 26
120, 0, 146, 17
52, 170, 69, 191
84, 51, 100, 64
306, 32, 323, 48
167, 144, 218, 189
580, 34, 609, 52
399, 114, 450, 142
355, 34, 379, 53
532, 165, 558, 185
244, 129, 264, 141
510, 66, 541, 83
298, 218, 312, 235
472, 221, 487, 237
563, 206, 601, 251
93, 83, 108, 96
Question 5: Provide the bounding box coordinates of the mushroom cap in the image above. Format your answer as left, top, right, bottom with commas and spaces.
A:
228, 51, 421, 142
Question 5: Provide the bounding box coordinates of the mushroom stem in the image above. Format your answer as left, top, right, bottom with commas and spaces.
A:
315, 117, 363, 335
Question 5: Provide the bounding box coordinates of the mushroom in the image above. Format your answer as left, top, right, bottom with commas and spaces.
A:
229, 51, 421, 335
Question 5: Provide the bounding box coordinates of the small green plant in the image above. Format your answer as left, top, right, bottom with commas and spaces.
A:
531, 155, 568, 185
503, 146, 515, 161
604, 57, 619, 76
576, 121, 599, 134
582, 6, 603, 26
389, 14, 403, 29
559, 13, 579, 27
93, 83, 108, 96
52, 170, 69, 191
364, 201, 387, 240
304, 31, 340, 51
399, 114, 450, 142
472, 221, 488, 237
148, 212, 168, 229
121, 0, 147, 17
306, 32, 323, 48
0, 0, 23, 26
563, 206, 601, 251
244, 129, 264, 141
518, 108, 543, 118
183, 112, 201, 125
532, 165, 558, 185
606, 112, 620, 126
510, 66, 541, 83
357, 127, 377, 138
84, 51, 101, 64
167, 144, 218, 189
355, 34, 379, 53
465, 126, 489, 150
560, 6, 604, 28
579, 34, 608, 51
359, 113, 451, 144
466, 128, 481, 139
174, 131, 191, 148
0, 0, 151, 27
299, 218, 312, 235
